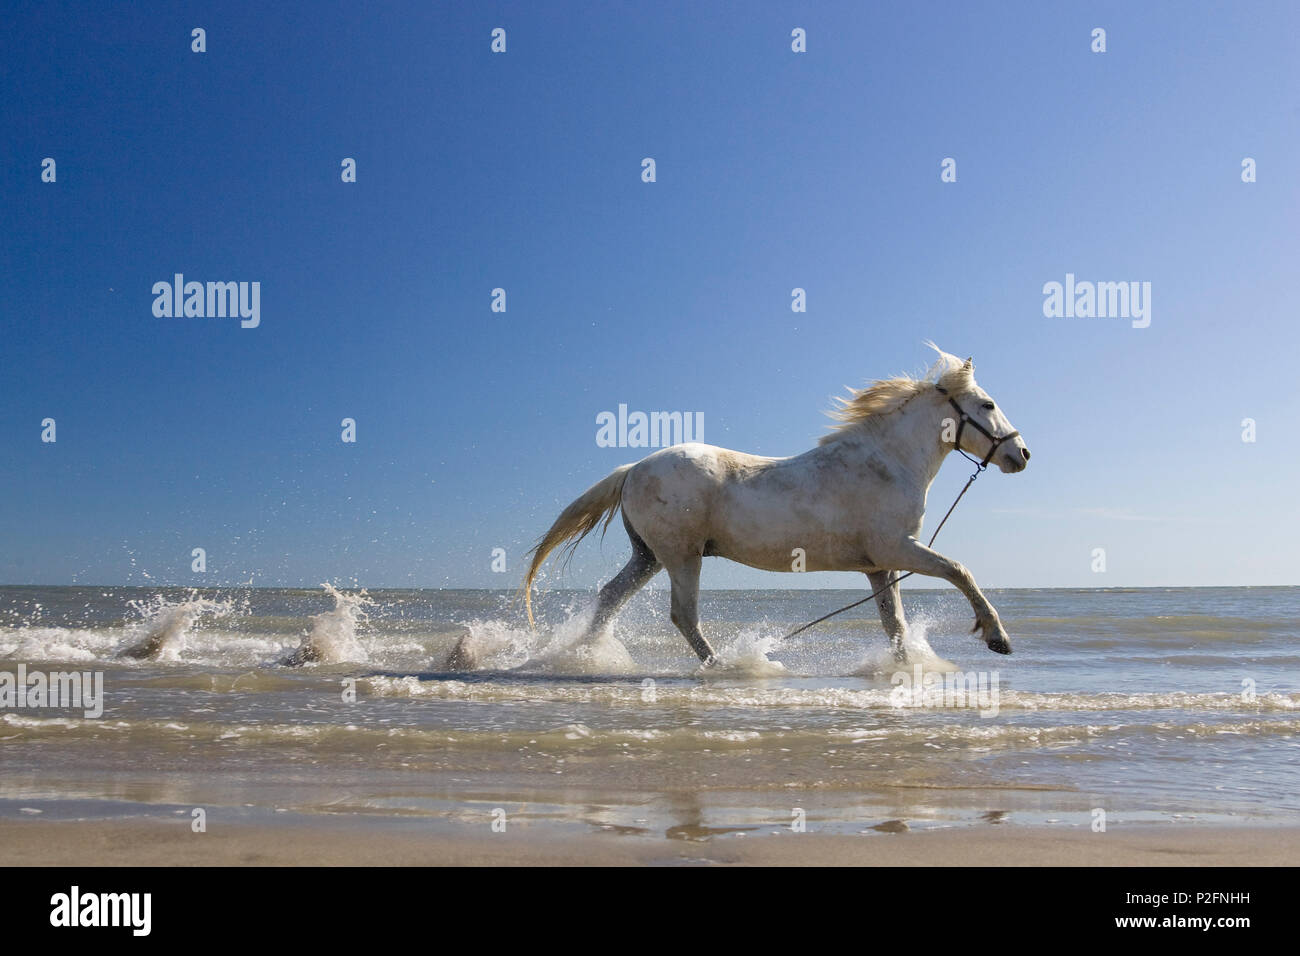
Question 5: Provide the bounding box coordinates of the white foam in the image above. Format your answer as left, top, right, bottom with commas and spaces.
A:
534, 628, 637, 674
705, 628, 787, 678
446, 606, 637, 674
850, 617, 958, 676
360, 675, 1300, 715
282, 583, 373, 665
118, 592, 242, 661
0, 626, 110, 662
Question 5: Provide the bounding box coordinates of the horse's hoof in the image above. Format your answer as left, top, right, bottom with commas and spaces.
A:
986, 637, 1013, 655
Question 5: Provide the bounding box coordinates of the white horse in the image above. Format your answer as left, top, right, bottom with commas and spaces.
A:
519, 345, 1030, 666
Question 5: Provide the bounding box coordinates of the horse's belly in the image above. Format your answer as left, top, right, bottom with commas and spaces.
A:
708, 523, 872, 573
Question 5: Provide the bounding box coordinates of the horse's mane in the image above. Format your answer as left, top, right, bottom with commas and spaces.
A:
819, 343, 975, 445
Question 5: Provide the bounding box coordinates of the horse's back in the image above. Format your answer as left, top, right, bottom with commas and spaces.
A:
620, 443, 786, 555
628, 442, 778, 489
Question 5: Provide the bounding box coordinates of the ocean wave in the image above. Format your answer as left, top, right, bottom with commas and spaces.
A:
2, 710, 1294, 752
360, 676, 1300, 713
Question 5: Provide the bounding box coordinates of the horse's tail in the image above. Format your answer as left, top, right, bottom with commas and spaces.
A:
523, 464, 634, 629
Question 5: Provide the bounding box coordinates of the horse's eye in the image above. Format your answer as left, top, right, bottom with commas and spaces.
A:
981, 402, 995, 410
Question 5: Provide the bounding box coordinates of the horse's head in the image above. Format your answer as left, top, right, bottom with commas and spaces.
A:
931, 350, 1030, 474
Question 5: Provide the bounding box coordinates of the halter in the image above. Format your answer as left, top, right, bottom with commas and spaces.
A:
936, 385, 1021, 471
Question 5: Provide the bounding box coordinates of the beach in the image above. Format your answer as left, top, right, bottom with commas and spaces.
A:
2, 585, 1297, 866
2, 816, 1295, 866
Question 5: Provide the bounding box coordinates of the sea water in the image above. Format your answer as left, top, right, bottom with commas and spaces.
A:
1, 585, 1296, 835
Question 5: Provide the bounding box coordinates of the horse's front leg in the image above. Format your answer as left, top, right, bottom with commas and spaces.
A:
866, 570, 908, 663
886, 539, 1012, 655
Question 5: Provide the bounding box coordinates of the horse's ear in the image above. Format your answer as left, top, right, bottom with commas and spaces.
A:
963, 357, 973, 370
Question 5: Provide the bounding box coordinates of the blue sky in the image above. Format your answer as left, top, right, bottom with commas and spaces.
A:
2, 1, 1297, 589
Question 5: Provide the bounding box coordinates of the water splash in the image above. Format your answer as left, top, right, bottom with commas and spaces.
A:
443, 605, 637, 674
850, 617, 958, 677
533, 626, 636, 673
118, 592, 240, 661
442, 618, 535, 671
280, 584, 375, 665
705, 628, 788, 677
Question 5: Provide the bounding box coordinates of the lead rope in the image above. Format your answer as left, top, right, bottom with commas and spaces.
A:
781, 461, 987, 641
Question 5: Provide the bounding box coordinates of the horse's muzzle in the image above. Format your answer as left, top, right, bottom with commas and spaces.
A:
1002, 445, 1030, 472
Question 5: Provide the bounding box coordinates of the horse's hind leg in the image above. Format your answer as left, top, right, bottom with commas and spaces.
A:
867, 570, 908, 664
587, 520, 661, 635
664, 554, 717, 666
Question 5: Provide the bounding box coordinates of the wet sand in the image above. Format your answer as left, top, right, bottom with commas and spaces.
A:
2, 816, 1295, 866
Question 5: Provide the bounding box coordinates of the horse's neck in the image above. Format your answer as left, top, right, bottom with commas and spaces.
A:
834, 397, 949, 487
